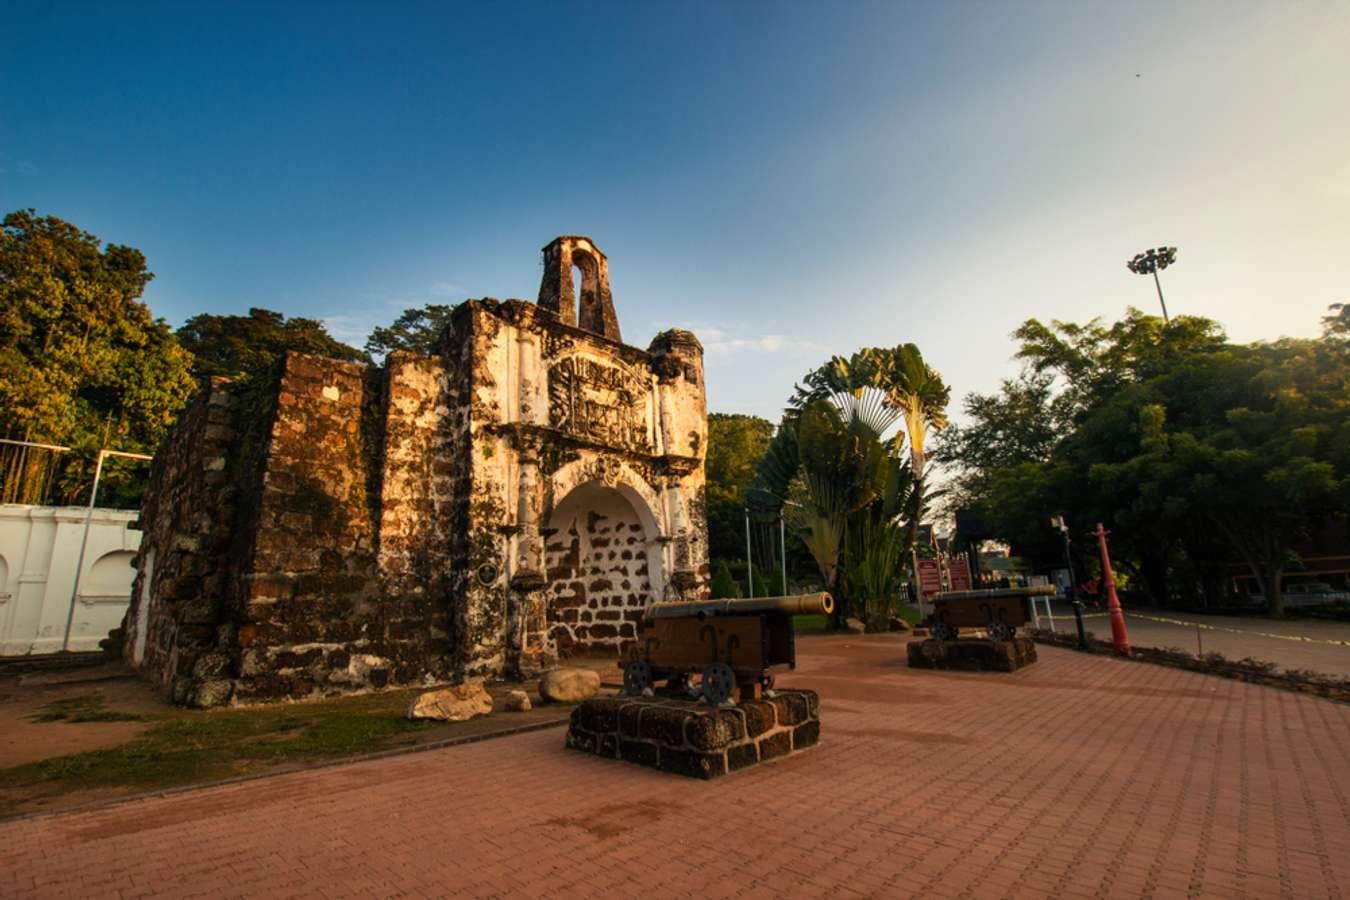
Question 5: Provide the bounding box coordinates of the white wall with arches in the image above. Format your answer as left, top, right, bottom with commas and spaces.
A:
0, 505, 141, 655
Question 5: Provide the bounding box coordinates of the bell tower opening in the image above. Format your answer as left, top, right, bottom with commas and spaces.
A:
571, 265, 583, 321
536, 236, 622, 342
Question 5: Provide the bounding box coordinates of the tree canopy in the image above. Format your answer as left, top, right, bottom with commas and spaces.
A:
364, 303, 458, 358
705, 413, 776, 564
0, 210, 198, 505
940, 307, 1350, 617
177, 308, 367, 381
747, 344, 944, 625
0, 209, 198, 507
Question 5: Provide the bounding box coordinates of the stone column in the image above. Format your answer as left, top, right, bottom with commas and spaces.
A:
508, 427, 546, 677
657, 376, 677, 457
517, 331, 540, 426
665, 472, 699, 599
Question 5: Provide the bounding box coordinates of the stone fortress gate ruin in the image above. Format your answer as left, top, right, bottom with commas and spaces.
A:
122, 237, 709, 706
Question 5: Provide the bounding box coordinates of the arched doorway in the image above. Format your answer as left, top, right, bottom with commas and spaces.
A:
544, 480, 660, 657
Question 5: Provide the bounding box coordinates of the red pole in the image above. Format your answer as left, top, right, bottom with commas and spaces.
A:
1091, 523, 1131, 656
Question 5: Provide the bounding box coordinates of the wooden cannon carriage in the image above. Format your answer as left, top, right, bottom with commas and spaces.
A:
924, 586, 1057, 641
621, 593, 834, 705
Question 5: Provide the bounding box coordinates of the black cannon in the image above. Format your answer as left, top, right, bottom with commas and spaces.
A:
924, 586, 1056, 641
622, 593, 834, 704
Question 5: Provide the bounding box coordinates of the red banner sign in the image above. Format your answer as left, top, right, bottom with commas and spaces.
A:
917, 559, 943, 598
948, 557, 972, 592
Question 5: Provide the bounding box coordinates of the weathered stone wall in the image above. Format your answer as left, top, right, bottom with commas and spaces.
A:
450, 301, 513, 678
376, 352, 464, 681
456, 298, 710, 676
127, 237, 711, 705
123, 377, 248, 705
234, 355, 378, 702
234, 353, 457, 703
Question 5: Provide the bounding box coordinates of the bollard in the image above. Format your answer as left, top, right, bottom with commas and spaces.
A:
1072, 601, 1088, 650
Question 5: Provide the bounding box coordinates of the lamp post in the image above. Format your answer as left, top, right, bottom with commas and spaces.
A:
744, 509, 754, 599
1126, 246, 1178, 323
1090, 522, 1131, 656
1050, 515, 1075, 598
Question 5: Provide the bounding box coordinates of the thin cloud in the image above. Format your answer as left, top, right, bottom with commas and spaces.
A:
427, 281, 464, 298
320, 313, 379, 346
664, 323, 822, 356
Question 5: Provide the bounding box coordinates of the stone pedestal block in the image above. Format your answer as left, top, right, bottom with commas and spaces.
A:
907, 637, 1037, 672
565, 689, 820, 779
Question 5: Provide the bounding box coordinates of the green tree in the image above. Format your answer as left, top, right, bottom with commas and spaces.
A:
705, 413, 775, 563
0, 210, 196, 505
177, 308, 367, 381
936, 371, 1072, 474
750, 395, 911, 625
1155, 341, 1348, 616
710, 559, 740, 599
944, 308, 1350, 617
1322, 302, 1348, 340
877, 343, 951, 552
365, 303, 458, 358
1013, 308, 1226, 418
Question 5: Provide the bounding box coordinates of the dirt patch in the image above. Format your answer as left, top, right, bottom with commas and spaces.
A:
0, 665, 167, 769
542, 800, 684, 841
2, 719, 151, 769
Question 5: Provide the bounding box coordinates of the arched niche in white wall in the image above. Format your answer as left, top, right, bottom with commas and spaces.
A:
81, 549, 137, 603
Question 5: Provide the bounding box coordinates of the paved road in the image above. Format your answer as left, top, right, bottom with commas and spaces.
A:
3, 637, 1349, 899
1032, 602, 1350, 677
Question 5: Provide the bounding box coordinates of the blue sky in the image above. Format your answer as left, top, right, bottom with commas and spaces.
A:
4, 1, 1348, 419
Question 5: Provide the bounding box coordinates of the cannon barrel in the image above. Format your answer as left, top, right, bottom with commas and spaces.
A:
643, 592, 834, 621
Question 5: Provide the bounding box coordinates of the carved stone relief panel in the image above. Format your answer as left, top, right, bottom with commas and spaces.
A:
547, 353, 652, 452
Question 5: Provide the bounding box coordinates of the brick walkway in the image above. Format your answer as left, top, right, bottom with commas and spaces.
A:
3, 638, 1349, 899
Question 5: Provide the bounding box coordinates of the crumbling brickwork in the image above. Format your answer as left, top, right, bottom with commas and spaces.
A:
125, 237, 709, 705
124, 378, 249, 706
545, 489, 653, 655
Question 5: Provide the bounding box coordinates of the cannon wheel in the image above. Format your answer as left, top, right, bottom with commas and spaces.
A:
930, 621, 957, 642
986, 621, 1014, 642
701, 663, 735, 706
623, 660, 652, 696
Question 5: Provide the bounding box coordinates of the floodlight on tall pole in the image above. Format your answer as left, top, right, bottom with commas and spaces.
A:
1126, 246, 1178, 323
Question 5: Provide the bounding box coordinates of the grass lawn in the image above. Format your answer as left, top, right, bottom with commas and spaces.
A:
794, 614, 830, 633
1, 691, 428, 813
0, 684, 567, 818
794, 604, 922, 633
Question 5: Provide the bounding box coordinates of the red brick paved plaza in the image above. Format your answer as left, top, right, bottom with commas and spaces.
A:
3, 637, 1348, 899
